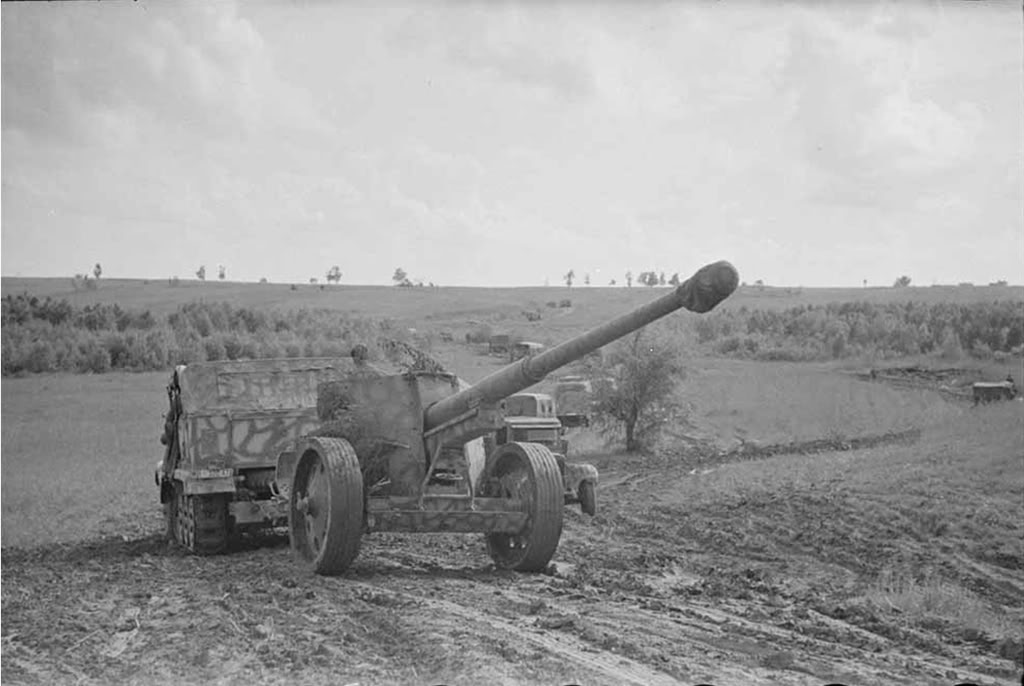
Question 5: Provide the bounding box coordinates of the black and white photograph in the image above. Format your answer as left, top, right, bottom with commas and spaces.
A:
1, 1, 1022, 684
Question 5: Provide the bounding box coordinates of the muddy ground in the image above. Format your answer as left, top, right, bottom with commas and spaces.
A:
4, 401, 1023, 686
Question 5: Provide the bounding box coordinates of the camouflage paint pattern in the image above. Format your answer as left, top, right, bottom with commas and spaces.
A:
314, 372, 465, 496
179, 409, 322, 472
177, 357, 369, 413
174, 357, 377, 473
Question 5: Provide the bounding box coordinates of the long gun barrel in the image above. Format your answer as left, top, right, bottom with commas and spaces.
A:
423, 260, 739, 431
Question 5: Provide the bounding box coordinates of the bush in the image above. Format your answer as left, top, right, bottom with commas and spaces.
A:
697, 301, 1024, 361
135, 330, 171, 368
203, 337, 227, 362
939, 327, 963, 361
466, 324, 492, 344
168, 327, 206, 365
77, 340, 112, 373
103, 334, 131, 368
258, 338, 286, 359
591, 328, 686, 453
0, 298, 419, 376
24, 340, 57, 373
221, 333, 246, 360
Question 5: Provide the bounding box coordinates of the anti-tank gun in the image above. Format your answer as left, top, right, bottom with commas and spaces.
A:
276, 260, 740, 575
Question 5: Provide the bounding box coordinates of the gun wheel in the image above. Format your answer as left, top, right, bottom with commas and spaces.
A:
172, 482, 228, 555
484, 442, 564, 572
289, 437, 363, 575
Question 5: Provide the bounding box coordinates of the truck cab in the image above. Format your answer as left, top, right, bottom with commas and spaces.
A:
553, 375, 593, 428
488, 392, 598, 515
509, 341, 545, 362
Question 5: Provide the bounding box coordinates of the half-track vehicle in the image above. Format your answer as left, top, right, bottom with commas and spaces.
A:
510, 341, 545, 362
158, 260, 739, 574
488, 334, 510, 354
156, 356, 388, 554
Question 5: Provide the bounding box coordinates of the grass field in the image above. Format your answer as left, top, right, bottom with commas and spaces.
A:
570, 399, 1024, 663
4, 276, 1022, 331
2, 278, 1022, 683
0, 356, 972, 549
1, 372, 168, 547
2, 365, 1021, 685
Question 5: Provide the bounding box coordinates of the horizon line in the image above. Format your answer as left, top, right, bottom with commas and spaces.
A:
2, 275, 1022, 290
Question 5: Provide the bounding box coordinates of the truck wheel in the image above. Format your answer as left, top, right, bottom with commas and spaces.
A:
484, 442, 563, 572
164, 497, 177, 541
579, 480, 597, 517
173, 482, 228, 555
289, 437, 363, 575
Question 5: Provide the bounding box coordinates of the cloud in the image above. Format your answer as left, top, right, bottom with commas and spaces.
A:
391, 6, 597, 101
2, 2, 329, 147
866, 93, 981, 174
779, 5, 985, 208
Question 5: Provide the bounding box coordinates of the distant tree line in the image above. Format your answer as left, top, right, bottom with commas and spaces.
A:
4, 293, 1021, 376
694, 300, 1024, 361
0, 294, 405, 376
561, 269, 681, 287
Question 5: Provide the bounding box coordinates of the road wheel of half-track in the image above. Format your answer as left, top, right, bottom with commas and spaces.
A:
289, 436, 363, 575
484, 442, 563, 572
172, 482, 229, 555
579, 480, 597, 517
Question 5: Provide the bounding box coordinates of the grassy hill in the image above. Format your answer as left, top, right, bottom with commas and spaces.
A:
4, 276, 1022, 333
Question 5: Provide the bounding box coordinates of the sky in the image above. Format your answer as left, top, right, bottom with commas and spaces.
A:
2, 0, 1022, 287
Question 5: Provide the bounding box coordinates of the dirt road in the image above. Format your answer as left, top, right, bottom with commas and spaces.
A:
4, 405, 1022, 685
4, 456, 1019, 683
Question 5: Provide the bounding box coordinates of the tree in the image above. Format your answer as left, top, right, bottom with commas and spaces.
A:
310, 277, 318, 284
893, 275, 912, 288
609, 279, 617, 286
392, 267, 412, 287
669, 272, 680, 286
659, 272, 666, 286
196, 265, 206, 281
591, 329, 685, 453
326, 266, 342, 284
93, 263, 102, 280
218, 265, 226, 281
625, 271, 633, 288
639, 271, 658, 287
564, 269, 575, 288
584, 273, 591, 286
755, 279, 765, 291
